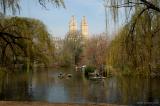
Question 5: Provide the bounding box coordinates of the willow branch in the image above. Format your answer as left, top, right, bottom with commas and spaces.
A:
140, 0, 160, 12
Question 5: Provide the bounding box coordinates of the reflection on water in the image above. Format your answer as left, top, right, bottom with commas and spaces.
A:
0, 68, 159, 105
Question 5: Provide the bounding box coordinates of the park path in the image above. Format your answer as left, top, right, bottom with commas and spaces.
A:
0, 101, 127, 106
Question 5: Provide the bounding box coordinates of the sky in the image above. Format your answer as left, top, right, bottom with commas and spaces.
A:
18, 0, 124, 38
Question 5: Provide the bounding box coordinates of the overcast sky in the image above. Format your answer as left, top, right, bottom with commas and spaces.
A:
18, 0, 124, 37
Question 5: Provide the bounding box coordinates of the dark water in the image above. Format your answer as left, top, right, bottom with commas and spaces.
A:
0, 68, 160, 105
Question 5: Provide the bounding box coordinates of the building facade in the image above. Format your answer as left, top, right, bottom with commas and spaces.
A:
81, 16, 88, 39
69, 16, 78, 34
68, 16, 89, 40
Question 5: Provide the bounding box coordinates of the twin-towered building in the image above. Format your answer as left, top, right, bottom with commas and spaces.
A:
54, 16, 89, 53
69, 16, 89, 39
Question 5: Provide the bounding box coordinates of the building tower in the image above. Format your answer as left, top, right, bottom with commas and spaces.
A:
69, 16, 77, 34
81, 16, 89, 39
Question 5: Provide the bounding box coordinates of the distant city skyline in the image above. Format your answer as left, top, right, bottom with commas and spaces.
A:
16, 0, 124, 37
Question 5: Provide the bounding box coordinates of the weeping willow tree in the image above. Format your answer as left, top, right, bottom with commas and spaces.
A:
104, 0, 160, 35
0, 17, 54, 70
104, 0, 160, 18
0, 0, 64, 71
105, 0, 160, 76
106, 28, 128, 70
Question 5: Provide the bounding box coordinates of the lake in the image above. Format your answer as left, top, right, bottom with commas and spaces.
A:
0, 68, 159, 105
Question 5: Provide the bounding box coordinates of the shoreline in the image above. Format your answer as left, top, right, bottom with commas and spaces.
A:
0, 101, 126, 106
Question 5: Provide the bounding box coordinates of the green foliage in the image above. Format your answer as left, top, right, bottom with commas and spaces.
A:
56, 31, 84, 67
106, 9, 160, 76
106, 27, 128, 68
84, 65, 95, 77
0, 16, 55, 70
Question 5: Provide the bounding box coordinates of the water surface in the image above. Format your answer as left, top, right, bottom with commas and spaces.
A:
0, 68, 159, 105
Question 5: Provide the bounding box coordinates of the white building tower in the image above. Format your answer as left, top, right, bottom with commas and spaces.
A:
69, 16, 78, 34
81, 16, 89, 39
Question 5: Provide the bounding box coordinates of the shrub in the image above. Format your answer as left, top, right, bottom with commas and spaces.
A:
84, 66, 95, 77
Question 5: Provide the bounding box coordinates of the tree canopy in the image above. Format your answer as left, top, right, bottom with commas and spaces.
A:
0, 17, 54, 70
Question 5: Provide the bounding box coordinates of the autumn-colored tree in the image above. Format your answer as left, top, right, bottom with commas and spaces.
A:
85, 33, 109, 69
